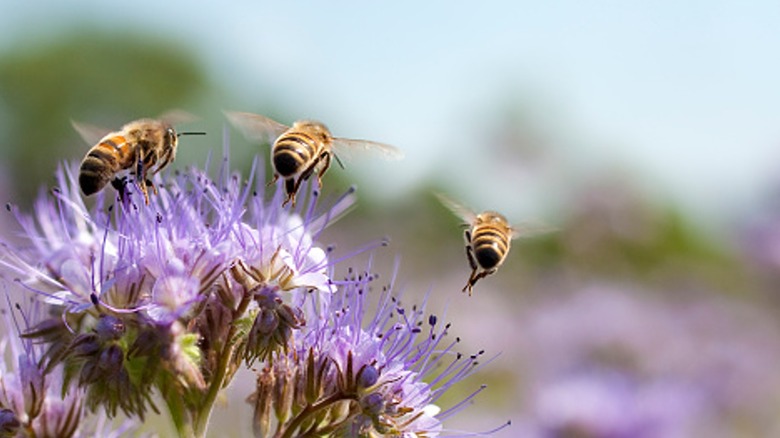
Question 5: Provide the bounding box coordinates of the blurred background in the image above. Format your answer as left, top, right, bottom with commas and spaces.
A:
2, 1, 780, 436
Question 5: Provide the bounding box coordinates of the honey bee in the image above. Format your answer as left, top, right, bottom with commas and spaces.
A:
436, 193, 552, 295
226, 111, 403, 206
74, 115, 204, 204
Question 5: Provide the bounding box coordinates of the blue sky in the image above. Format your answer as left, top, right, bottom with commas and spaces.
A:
2, 1, 779, 227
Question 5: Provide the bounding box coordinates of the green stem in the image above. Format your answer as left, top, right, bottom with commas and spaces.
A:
164, 389, 195, 438
191, 289, 254, 437
191, 342, 232, 436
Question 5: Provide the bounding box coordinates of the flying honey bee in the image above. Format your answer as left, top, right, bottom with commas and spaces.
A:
74, 114, 204, 204
225, 111, 403, 206
436, 193, 553, 296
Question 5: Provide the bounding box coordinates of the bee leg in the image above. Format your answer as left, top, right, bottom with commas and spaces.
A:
266, 173, 279, 187
464, 232, 477, 271
463, 241, 479, 295
464, 269, 496, 296
298, 154, 322, 184
462, 270, 477, 295
145, 179, 158, 196
282, 178, 297, 207
315, 151, 331, 188
135, 150, 151, 205
157, 145, 174, 171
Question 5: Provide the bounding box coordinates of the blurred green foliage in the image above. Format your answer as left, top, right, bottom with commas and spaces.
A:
0, 31, 209, 203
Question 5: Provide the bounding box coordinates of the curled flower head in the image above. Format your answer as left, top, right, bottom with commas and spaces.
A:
236, 281, 306, 365
248, 263, 505, 437
0, 301, 138, 437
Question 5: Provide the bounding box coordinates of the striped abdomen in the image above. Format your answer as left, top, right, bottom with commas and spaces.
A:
272, 129, 325, 178
79, 135, 134, 196
471, 224, 511, 270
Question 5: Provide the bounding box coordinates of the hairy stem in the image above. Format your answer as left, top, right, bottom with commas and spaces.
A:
163, 389, 195, 438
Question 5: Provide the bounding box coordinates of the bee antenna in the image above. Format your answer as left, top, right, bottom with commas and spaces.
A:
178, 131, 207, 137
333, 152, 345, 170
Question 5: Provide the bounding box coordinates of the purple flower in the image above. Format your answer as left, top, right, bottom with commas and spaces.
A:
532, 369, 703, 438
248, 263, 506, 437
512, 286, 780, 437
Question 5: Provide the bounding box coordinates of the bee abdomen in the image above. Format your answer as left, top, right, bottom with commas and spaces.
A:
472, 228, 509, 269
474, 246, 503, 269
79, 148, 119, 196
273, 135, 315, 177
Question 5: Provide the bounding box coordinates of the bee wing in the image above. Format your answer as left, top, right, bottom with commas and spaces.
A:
224, 111, 290, 144
158, 109, 198, 126
511, 222, 557, 240
434, 192, 478, 224
330, 137, 404, 163
71, 120, 113, 145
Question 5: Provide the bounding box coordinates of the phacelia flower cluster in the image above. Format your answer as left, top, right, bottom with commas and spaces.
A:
0, 301, 139, 437
0, 151, 500, 437
248, 264, 496, 437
